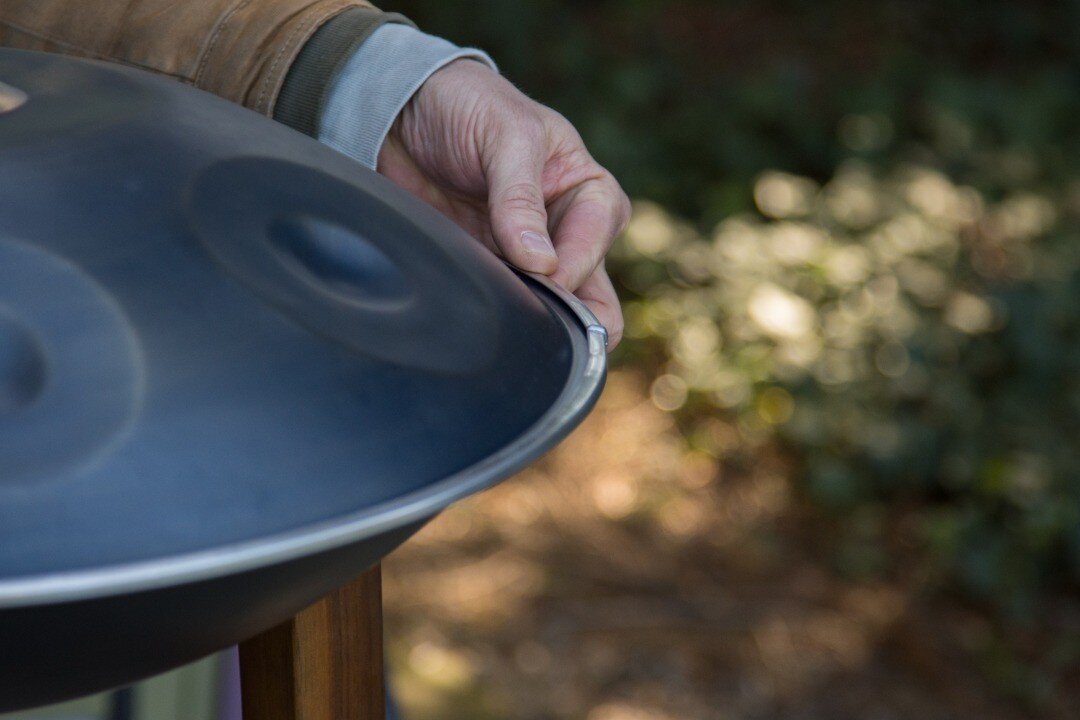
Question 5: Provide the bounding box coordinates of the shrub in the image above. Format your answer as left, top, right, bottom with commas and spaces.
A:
386, 0, 1080, 612
612, 160, 1080, 611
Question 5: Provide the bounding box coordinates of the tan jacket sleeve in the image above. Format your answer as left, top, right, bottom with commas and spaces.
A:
0, 0, 380, 116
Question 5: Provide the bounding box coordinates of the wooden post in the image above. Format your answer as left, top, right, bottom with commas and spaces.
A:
238, 565, 385, 720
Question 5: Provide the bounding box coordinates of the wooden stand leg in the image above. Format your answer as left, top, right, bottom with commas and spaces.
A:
239, 565, 385, 720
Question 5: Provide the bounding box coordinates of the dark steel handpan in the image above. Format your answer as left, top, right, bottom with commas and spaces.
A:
0, 49, 606, 711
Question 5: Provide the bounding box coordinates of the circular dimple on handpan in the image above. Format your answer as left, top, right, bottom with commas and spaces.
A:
266, 215, 413, 307
189, 158, 505, 374
0, 238, 143, 487
0, 312, 46, 413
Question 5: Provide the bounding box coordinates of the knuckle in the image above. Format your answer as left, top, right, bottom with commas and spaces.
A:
616, 192, 633, 234
545, 108, 577, 138
601, 174, 632, 230
579, 169, 629, 224
486, 106, 546, 157
494, 181, 546, 220
507, 104, 548, 142
497, 181, 543, 206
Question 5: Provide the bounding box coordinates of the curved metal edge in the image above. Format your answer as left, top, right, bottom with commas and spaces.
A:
0, 271, 607, 608
522, 271, 609, 365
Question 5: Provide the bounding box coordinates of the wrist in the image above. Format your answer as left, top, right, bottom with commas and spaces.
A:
317, 23, 495, 170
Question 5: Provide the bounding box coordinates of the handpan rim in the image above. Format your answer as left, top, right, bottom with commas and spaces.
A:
0, 273, 605, 609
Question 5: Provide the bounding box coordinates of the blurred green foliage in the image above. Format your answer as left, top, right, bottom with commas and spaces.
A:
385, 0, 1080, 613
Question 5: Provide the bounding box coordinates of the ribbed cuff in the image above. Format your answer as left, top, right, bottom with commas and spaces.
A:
273, 7, 415, 138
317, 24, 497, 170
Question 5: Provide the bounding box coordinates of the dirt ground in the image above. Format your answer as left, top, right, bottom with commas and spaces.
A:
383, 371, 1080, 720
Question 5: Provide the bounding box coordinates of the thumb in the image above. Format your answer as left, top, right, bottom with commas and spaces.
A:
485, 135, 559, 275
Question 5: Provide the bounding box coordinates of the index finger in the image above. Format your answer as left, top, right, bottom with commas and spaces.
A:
547, 173, 631, 292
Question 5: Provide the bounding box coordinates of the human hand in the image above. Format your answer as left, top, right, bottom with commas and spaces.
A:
377, 59, 629, 349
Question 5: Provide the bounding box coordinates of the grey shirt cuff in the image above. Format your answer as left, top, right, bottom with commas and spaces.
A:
317, 24, 496, 170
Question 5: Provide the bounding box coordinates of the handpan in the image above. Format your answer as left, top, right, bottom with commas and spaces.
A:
0, 49, 606, 712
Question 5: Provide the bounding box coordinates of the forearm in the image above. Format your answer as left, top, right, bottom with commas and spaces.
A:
0, 0, 390, 115
0, 0, 490, 169
272, 7, 411, 138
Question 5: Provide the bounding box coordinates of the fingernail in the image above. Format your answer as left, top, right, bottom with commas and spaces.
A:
521, 231, 557, 258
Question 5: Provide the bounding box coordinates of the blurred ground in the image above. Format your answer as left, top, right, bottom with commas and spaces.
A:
384, 370, 1080, 720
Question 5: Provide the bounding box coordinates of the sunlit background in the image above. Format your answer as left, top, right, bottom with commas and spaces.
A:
380, 1, 1080, 718
9, 1, 1080, 719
